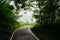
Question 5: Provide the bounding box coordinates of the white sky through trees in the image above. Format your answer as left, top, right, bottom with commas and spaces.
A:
10, 1, 39, 23
18, 10, 36, 23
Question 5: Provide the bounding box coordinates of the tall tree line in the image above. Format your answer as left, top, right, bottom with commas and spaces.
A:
0, 0, 19, 40
36, 0, 60, 25
32, 0, 60, 40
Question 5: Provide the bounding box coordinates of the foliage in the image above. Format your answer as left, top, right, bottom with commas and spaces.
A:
32, 0, 60, 40
9, 0, 60, 40
0, 0, 19, 40
1, 0, 60, 40
13, 0, 27, 10
19, 21, 35, 27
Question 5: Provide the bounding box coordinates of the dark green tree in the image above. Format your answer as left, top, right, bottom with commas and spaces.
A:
35, 0, 60, 25
0, 0, 19, 40
32, 0, 60, 40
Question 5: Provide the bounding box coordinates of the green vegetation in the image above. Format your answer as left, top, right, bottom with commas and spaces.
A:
0, 0, 60, 40
19, 21, 36, 27
0, 0, 20, 40
32, 0, 60, 40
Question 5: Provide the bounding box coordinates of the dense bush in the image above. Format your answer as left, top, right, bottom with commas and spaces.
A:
0, 0, 19, 40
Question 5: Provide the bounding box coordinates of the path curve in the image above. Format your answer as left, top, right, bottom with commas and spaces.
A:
10, 26, 39, 40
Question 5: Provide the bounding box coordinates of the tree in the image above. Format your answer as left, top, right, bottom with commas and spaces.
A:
35, 0, 60, 25
32, 0, 60, 40
0, 0, 19, 40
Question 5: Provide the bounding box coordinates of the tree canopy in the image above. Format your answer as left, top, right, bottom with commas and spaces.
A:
0, 0, 19, 40
0, 0, 60, 40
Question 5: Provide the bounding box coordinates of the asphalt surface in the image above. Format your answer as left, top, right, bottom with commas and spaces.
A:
10, 26, 39, 40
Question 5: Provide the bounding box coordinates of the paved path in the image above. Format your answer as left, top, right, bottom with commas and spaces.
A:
10, 26, 39, 40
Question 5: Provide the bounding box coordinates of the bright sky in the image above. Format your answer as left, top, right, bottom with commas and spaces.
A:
10, 1, 39, 23
18, 10, 36, 23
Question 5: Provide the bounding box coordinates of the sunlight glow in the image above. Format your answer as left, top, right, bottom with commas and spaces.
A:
10, 1, 38, 23
18, 10, 36, 23
10, 1, 16, 9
